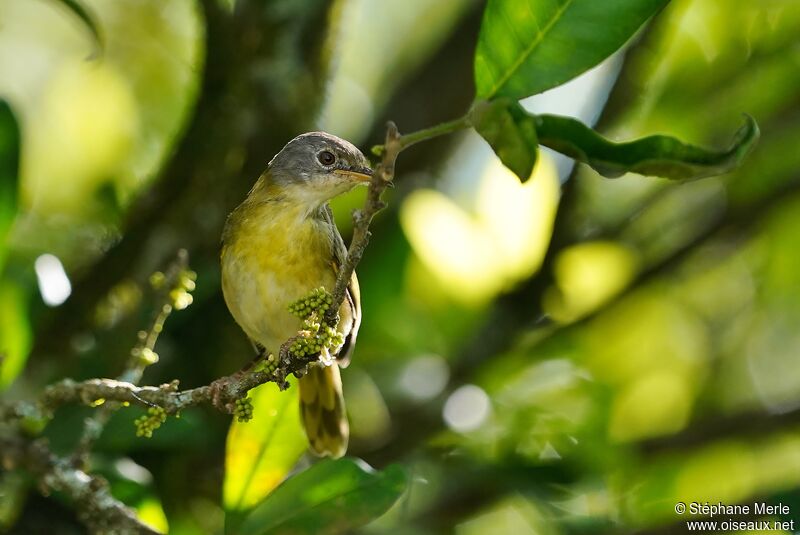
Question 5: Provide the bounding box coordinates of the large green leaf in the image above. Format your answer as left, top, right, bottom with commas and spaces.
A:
0, 280, 31, 390
472, 99, 539, 181
474, 0, 668, 100
0, 100, 19, 272
236, 458, 407, 535
0, 102, 30, 391
536, 113, 760, 179
223, 378, 307, 512
470, 99, 758, 181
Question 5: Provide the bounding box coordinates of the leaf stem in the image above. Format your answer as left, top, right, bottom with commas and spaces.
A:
372, 115, 470, 156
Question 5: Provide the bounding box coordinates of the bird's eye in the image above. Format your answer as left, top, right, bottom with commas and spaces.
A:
317, 150, 336, 166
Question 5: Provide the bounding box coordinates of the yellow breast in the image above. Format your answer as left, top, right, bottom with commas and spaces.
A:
221, 200, 336, 352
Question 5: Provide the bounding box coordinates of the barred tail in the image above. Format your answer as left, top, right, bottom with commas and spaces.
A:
298, 364, 348, 458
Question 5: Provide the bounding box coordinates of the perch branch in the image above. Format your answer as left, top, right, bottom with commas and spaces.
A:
323, 122, 402, 326
1, 363, 301, 425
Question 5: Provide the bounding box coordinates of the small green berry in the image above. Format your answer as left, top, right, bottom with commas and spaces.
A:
134, 406, 167, 438
234, 397, 254, 422
170, 289, 193, 310
149, 271, 166, 289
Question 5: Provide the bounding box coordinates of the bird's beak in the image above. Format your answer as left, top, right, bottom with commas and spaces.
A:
334, 165, 373, 183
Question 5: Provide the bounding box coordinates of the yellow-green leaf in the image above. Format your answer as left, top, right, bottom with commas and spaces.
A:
223, 378, 307, 512
0, 100, 19, 272
0, 281, 31, 390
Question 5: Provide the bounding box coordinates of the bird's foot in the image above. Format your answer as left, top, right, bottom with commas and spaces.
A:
275, 337, 304, 390
208, 369, 246, 413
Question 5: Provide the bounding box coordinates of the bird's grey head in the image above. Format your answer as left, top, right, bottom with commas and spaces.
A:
266, 132, 373, 205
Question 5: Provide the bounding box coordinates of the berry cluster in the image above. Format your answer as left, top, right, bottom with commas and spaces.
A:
288, 325, 344, 358
287, 287, 333, 319
285, 288, 344, 359
130, 346, 159, 366
148, 271, 166, 289
234, 397, 254, 422
150, 268, 197, 311
134, 406, 167, 438
170, 269, 197, 311
253, 353, 279, 374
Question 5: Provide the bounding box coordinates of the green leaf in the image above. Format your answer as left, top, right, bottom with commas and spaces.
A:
48, 0, 103, 54
223, 378, 307, 512
472, 99, 539, 181
474, 0, 668, 100
0, 280, 32, 390
236, 458, 407, 535
0, 100, 20, 272
536, 113, 760, 180
0, 466, 28, 529
470, 99, 758, 181
0, 102, 29, 391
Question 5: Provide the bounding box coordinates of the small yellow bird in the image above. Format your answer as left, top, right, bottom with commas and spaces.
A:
221, 132, 372, 458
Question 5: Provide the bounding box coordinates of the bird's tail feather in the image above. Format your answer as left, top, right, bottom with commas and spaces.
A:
299, 364, 348, 458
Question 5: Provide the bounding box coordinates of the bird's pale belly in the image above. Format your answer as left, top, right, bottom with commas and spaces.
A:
221, 212, 336, 354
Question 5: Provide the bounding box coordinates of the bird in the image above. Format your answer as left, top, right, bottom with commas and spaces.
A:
220, 132, 372, 459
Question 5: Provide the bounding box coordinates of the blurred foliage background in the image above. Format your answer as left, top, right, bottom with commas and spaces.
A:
1, 0, 800, 533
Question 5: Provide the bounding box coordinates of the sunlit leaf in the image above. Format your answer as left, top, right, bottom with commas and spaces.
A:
134, 497, 169, 534
457, 495, 547, 535
24, 63, 137, 217
474, 0, 668, 100
236, 458, 407, 535
0, 100, 19, 272
609, 371, 692, 442
536, 113, 760, 179
472, 99, 538, 181
48, 0, 103, 54
544, 241, 639, 322
0, 470, 27, 530
401, 154, 559, 305
0, 100, 30, 390
223, 378, 306, 512
0, 281, 31, 390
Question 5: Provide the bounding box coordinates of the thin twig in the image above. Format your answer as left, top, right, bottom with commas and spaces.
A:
324, 122, 402, 326
0, 436, 159, 535
71, 250, 190, 466
371, 115, 470, 156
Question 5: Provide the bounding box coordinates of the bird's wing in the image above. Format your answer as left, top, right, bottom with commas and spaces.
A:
323, 205, 361, 367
